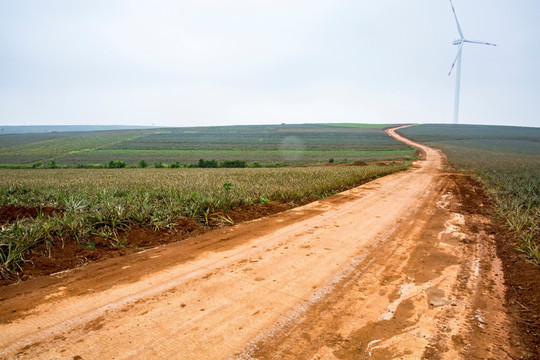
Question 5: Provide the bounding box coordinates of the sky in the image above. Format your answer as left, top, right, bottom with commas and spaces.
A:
1, 0, 539, 128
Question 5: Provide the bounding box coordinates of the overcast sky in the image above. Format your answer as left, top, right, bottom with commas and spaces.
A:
1, 0, 539, 128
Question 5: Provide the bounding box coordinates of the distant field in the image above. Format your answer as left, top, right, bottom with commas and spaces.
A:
316, 123, 396, 128
0, 125, 153, 135
0, 129, 147, 164
400, 124, 540, 263
0, 124, 413, 166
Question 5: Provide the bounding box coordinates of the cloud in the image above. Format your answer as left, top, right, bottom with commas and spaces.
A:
0, 0, 539, 127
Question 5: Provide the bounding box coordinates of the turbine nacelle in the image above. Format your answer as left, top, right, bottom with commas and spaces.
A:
464, 39, 497, 46
452, 39, 495, 47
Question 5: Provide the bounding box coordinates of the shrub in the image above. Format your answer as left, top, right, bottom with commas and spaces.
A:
220, 160, 246, 168
106, 160, 126, 169
45, 160, 57, 169
197, 159, 218, 168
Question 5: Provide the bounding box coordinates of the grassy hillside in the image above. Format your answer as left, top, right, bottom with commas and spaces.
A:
400, 124, 540, 264
0, 124, 414, 166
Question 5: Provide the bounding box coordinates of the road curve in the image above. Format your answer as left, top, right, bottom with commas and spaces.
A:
0, 126, 517, 359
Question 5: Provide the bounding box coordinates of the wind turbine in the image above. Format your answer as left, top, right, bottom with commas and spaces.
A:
448, 0, 496, 124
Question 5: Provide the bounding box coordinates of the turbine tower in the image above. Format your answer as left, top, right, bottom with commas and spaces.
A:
448, 0, 496, 124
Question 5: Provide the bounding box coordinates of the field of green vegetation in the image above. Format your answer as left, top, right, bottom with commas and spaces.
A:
400, 124, 540, 264
0, 163, 410, 280
0, 124, 414, 167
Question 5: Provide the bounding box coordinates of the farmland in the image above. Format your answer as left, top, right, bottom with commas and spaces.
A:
0, 123, 418, 280
0, 162, 410, 280
0, 124, 414, 166
4, 125, 536, 359
399, 124, 540, 264
2, 124, 539, 358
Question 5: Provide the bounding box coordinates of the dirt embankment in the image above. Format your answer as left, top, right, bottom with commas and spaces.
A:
0, 125, 538, 359
0, 205, 61, 226
0, 199, 313, 285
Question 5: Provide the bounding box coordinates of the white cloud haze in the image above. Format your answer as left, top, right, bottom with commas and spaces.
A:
1, 0, 539, 127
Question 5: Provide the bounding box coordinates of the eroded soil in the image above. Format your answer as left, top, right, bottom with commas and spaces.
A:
0, 200, 308, 285
0, 126, 537, 359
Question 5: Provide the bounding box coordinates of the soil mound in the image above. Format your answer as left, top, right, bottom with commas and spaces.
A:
0, 205, 61, 225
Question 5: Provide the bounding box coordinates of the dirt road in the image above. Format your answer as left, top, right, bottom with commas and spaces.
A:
0, 126, 521, 359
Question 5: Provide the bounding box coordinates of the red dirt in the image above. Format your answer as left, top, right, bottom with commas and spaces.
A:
493, 215, 540, 358
0, 205, 61, 225
449, 174, 540, 358
397, 129, 540, 357
207, 200, 305, 226
1, 199, 313, 286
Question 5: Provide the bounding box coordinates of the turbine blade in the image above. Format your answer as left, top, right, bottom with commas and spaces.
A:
465, 39, 497, 46
448, 43, 463, 76
449, 0, 464, 38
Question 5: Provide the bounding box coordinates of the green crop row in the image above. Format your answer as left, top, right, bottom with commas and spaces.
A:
73, 149, 413, 155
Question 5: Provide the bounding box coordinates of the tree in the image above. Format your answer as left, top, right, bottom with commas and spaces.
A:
197, 159, 218, 168
106, 160, 126, 168
45, 160, 57, 169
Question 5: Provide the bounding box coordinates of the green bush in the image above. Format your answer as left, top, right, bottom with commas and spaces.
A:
197, 159, 218, 168
45, 160, 57, 169
220, 160, 246, 168
106, 160, 126, 169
